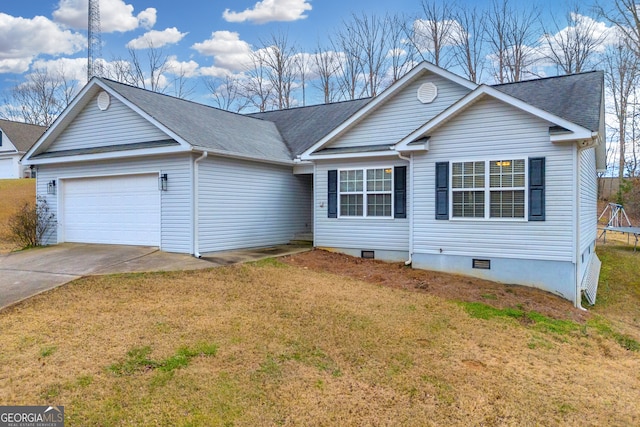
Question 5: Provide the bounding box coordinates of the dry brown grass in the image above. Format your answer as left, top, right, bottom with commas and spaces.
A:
1, 258, 639, 426
0, 179, 35, 253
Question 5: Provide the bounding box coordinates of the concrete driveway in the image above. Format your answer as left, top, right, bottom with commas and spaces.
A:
0, 243, 311, 311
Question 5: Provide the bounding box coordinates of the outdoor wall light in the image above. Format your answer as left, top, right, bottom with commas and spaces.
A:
159, 173, 168, 191
47, 180, 56, 195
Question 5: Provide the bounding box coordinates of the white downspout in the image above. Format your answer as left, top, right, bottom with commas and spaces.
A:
193, 151, 208, 258
397, 152, 413, 265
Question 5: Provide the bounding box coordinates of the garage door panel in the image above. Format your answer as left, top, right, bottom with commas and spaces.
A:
62, 174, 160, 246
0, 158, 14, 179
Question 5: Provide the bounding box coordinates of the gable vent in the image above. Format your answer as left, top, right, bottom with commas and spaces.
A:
97, 91, 111, 111
417, 82, 438, 104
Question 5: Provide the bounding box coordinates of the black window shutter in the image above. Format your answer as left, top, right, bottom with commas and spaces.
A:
394, 166, 407, 218
328, 170, 337, 218
435, 162, 449, 220
529, 157, 545, 221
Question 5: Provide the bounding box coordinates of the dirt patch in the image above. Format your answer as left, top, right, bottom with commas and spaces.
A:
282, 249, 589, 323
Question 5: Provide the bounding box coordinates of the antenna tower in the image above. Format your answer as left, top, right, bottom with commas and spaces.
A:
87, 0, 103, 80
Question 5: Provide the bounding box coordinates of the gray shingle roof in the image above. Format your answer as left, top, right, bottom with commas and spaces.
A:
0, 119, 46, 152
100, 78, 292, 163
493, 71, 603, 132
247, 98, 371, 156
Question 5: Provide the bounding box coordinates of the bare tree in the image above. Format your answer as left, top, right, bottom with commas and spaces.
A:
243, 52, 275, 112
542, 6, 608, 74
408, 0, 457, 68
202, 75, 250, 112
388, 13, 416, 84
597, 0, 640, 57
604, 43, 640, 178
485, 0, 540, 83
333, 13, 391, 99
451, 5, 486, 83
331, 25, 364, 100
3, 67, 78, 126
105, 42, 170, 92
254, 32, 299, 110
312, 44, 341, 104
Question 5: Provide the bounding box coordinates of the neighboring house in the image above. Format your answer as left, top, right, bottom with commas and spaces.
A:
23, 62, 605, 307
0, 119, 46, 179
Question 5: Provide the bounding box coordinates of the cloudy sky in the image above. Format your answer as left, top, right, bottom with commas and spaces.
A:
0, 0, 616, 107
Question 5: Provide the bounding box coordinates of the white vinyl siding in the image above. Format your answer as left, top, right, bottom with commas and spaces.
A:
197, 156, 311, 253
48, 93, 169, 152
328, 72, 471, 149
316, 158, 409, 251
35, 154, 193, 253
578, 147, 598, 281
413, 97, 575, 262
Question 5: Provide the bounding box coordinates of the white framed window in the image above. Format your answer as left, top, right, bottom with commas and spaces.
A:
451, 159, 526, 220
339, 167, 393, 217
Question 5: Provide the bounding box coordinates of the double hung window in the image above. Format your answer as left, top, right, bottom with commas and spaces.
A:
339, 168, 393, 217
451, 159, 526, 219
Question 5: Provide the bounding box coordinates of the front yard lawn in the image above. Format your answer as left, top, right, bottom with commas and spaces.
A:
1, 249, 639, 426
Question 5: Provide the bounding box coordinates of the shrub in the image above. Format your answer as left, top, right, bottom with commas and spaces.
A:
7, 196, 56, 248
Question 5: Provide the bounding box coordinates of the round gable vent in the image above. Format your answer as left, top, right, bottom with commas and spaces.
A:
417, 82, 438, 104
97, 91, 111, 111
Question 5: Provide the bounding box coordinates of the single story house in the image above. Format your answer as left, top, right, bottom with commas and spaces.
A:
0, 119, 46, 179
23, 62, 605, 307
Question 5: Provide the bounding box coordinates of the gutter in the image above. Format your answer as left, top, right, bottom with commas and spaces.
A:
193, 151, 208, 258
396, 151, 413, 266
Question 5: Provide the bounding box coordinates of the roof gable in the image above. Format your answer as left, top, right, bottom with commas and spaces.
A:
25, 78, 293, 165
396, 84, 596, 150
0, 119, 46, 153
300, 62, 478, 159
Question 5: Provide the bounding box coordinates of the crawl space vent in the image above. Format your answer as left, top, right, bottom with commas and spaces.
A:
97, 91, 111, 111
361, 250, 375, 259
472, 259, 491, 270
417, 82, 438, 104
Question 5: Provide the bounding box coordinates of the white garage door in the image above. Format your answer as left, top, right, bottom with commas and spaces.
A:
0, 158, 14, 179
62, 174, 161, 246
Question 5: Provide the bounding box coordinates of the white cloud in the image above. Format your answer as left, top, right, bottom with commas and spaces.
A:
31, 57, 88, 84
0, 13, 85, 73
166, 56, 199, 77
222, 0, 312, 24
199, 66, 236, 78
127, 28, 187, 49
53, 0, 156, 32
192, 31, 253, 72
411, 19, 465, 52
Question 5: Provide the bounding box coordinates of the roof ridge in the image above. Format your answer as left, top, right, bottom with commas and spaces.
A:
0, 118, 47, 130
492, 70, 603, 87
97, 77, 271, 124
248, 97, 372, 115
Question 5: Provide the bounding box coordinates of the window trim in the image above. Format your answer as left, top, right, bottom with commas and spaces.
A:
449, 157, 529, 222
337, 167, 394, 219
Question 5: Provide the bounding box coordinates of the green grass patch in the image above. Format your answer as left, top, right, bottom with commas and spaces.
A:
108, 343, 218, 376
250, 257, 288, 268
587, 316, 640, 352
39, 345, 57, 358
460, 302, 580, 335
